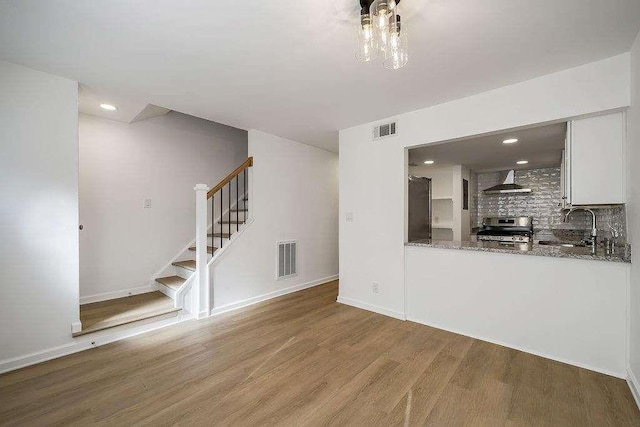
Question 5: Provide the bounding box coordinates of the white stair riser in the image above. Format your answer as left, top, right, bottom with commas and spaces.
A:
175, 266, 195, 280
187, 253, 214, 261
155, 283, 177, 299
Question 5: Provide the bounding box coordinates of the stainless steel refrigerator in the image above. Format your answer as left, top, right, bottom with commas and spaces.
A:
408, 175, 432, 242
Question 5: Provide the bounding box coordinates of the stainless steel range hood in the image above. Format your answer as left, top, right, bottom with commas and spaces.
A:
483, 170, 532, 194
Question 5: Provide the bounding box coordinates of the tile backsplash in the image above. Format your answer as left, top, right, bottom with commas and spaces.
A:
475, 167, 626, 242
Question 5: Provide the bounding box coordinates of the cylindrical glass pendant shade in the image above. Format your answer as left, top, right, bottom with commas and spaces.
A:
370, 0, 396, 56
356, 9, 377, 62
369, 0, 396, 31
355, 0, 407, 69
384, 16, 408, 69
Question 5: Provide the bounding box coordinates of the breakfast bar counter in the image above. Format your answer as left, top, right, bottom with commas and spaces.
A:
406, 239, 631, 263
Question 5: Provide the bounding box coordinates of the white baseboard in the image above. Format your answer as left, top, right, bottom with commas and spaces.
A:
0, 341, 94, 375
79, 285, 154, 305
337, 296, 406, 321
154, 282, 177, 300
0, 314, 190, 375
628, 366, 640, 410
407, 315, 626, 379
210, 275, 339, 317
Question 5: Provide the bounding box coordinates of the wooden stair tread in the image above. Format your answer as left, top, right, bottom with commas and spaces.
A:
209, 232, 232, 238
75, 292, 180, 337
155, 275, 186, 291
219, 220, 245, 224
74, 307, 180, 337
188, 246, 218, 254
172, 260, 196, 271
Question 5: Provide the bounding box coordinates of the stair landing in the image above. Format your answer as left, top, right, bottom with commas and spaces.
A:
75, 292, 180, 337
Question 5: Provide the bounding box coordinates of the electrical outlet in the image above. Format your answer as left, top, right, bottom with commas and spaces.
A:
346, 211, 354, 222
143, 199, 152, 209
372, 282, 379, 293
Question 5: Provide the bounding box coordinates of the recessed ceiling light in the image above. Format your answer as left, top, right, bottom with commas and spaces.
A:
99, 103, 118, 111
517, 160, 529, 165
424, 160, 435, 165
503, 138, 518, 144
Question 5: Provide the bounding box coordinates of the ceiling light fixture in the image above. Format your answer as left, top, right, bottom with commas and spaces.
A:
356, 0, 408, 70
503, 138, 518, 144
424, 160, 434, 165
516, 160, 529, 165
99, 103, 117, 111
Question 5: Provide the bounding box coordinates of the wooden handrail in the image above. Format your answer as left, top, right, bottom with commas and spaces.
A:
207, 157, 253, 199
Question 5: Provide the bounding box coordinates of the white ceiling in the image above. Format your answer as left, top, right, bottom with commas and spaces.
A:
1, 0, 639, 152
78, 85, 170, 123
408, 122, 567, 172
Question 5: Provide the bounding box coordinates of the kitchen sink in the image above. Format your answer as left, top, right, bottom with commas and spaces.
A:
537, 240, 588, 248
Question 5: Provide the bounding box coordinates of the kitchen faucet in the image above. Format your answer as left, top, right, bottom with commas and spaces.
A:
563, 208, 597, 247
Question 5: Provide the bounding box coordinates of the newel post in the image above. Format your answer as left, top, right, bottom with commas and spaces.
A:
194, 183, 210, 319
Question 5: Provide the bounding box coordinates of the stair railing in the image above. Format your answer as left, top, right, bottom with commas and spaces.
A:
207, 156, 253, 250
192, 157, 253, 318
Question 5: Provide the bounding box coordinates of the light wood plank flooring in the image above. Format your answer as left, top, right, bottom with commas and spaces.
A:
1, 281, 638, 425
76, 291, 180, 336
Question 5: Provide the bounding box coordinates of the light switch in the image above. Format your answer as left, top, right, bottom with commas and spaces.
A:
346, 211, 354, 222
143, 199, 152, 209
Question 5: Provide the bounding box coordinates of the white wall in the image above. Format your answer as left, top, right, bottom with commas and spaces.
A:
339, 54, 631, 369
409, 165, 453, 199
79, 112, 247, 301
210, 130, 339, 310
452, 165, 471, 241
628, 32, 640, 391
0, 61, 79, 364
406, 247, 628, 376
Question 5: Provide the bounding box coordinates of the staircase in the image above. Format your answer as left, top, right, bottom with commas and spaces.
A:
75, 158, 253, 336
153, 157, 253, 315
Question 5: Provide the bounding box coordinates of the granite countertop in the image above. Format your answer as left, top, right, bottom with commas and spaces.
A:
406, 239, 631, 263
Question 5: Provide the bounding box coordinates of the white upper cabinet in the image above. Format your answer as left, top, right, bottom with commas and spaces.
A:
567, 112, 626, 205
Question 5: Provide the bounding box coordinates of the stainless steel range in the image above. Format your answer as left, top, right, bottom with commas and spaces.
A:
477, 217, 534, 243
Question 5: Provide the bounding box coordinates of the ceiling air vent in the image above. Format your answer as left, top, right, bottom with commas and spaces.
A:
277, 240, 297, 280
372, 121, 397, 141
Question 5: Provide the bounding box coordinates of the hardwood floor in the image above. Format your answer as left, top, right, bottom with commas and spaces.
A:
1, 281, 638, 425
76, 291, 180, 336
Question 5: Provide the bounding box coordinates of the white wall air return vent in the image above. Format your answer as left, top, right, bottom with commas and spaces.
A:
277, 240, 297, 280
372, 121, 397, 141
